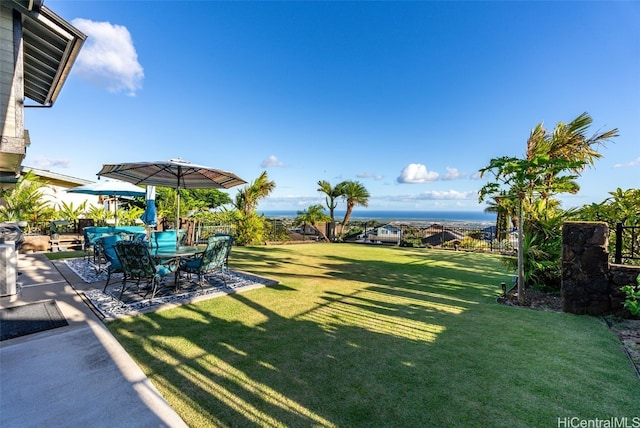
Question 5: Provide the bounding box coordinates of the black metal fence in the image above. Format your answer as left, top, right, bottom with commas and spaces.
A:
192, 223, 234, 244
613, 222, 640, 264
346, 222, 516, 254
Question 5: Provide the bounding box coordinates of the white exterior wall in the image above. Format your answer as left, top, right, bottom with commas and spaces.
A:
376, 226, 400, 238
39, 184, 102, 211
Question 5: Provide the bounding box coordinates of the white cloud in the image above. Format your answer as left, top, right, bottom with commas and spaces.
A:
31, 158, 70, 169
71, 19, 144, 96
261, 155, 284, 168
357, 172, 384, 180
397, 163, 439, 184
259, 195, 324, 210
470, 171, 483, 180
442, 167, 465, 180
613, 157, 640, 168
416, 190, 478, 200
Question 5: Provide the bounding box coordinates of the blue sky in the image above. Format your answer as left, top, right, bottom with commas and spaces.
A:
25, 1, 639, 213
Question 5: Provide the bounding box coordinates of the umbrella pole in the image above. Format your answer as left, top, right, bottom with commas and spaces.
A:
176, 188, 180, 230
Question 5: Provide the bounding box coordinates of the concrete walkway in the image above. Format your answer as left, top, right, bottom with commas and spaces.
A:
0, 253, 188, 428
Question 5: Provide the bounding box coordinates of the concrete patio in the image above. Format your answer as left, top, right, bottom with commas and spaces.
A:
0, 252, 188, 427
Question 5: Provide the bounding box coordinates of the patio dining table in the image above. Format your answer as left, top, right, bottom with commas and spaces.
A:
151, 245, 206, 288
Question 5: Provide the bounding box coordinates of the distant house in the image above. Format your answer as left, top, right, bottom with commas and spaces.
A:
482, 225, 497, 241
421, 225, 465, 247
361, 224, 402, 244
296, 224, 320, 236
289, 223, 328, 241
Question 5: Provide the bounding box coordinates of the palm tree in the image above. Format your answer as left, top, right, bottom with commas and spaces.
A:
317, 180, 345, 241
234, 171, 276, 215
232, 171, 276, 245
484, 194, 510, 241
0, 171, 52, 225
295, 204, 331, 242
526, 112, 618, 169
340, 181, 370, 228
526, 112, 618, 212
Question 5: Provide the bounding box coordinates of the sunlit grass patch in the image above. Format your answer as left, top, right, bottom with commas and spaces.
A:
108, 244, 639, 427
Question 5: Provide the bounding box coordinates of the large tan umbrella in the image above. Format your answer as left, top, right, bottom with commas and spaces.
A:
97, 158, 246, 229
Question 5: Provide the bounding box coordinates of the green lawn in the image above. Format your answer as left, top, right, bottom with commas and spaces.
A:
45, 250, 85, 261
107, 243, 639, 427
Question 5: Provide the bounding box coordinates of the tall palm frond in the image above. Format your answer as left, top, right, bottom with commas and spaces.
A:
317, 180, 346, 240
295, 204, 331, 242
340, 181, 370, 227
234, 171, 275, 215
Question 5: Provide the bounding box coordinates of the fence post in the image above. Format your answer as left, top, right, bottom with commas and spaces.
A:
615, 222, 623, 264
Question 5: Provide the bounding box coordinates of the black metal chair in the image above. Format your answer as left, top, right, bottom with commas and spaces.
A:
115, 240, 177, 299
178, 235, 232, 288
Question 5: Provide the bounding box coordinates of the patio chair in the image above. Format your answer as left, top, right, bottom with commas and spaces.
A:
150, 230, 177, 251
115, 240, 177, 299
97, 234, 125, 292
83, 227, 109, 263
214, 233, 234, 267
177, 228, 188, 246
178, 235, 232, 288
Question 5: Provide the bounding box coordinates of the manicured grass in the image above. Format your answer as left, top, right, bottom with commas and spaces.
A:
44, 250, 85, 260
107, 244, 639, 427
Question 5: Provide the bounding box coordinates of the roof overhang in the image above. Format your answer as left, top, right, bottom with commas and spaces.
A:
20, 166, 93, 187
12, 0, 86, 106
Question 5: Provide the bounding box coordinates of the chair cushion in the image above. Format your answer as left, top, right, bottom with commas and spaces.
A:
151, 231, 177, 251
99, 235, 122, 270
156, 264, 172, 277
182, 258, 201, 271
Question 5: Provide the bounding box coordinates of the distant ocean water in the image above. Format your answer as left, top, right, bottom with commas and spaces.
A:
260, 210, 495, 225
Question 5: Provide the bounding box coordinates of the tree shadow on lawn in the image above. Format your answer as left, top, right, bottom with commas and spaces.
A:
109, 249, 543, 426
233, 245, 509, 304
113, 285, 487, 427
321, 248, 509, 304
110, 246, 638, 427
232, 246, 311, 271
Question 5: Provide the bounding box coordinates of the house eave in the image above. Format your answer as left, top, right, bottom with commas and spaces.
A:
13, 0, 87, 106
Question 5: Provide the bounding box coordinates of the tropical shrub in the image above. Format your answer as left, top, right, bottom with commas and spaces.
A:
54, 201, 88, 226
457, 236, 486, 251
621, 276, 640, 316
263, 218, 292, 242
0, 171, 55, 226
231, 172, 275, 246
233, 211, 267, 246
117, 206, 145, 226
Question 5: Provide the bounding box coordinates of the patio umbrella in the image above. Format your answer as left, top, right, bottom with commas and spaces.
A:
97, 158, 246, 229
67, 180, 146, 226
140, 186, 157, 227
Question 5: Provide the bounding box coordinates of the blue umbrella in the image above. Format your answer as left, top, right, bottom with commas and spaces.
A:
140, 186, 157, 227
67, 180, 145, 226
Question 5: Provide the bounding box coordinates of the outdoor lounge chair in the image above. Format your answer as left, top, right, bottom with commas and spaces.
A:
178, 235, 232, 288
97, 234, 125, 292
115, 240, 177, 299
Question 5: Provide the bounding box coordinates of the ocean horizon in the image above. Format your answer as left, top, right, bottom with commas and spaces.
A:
260, 210, 496, 225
